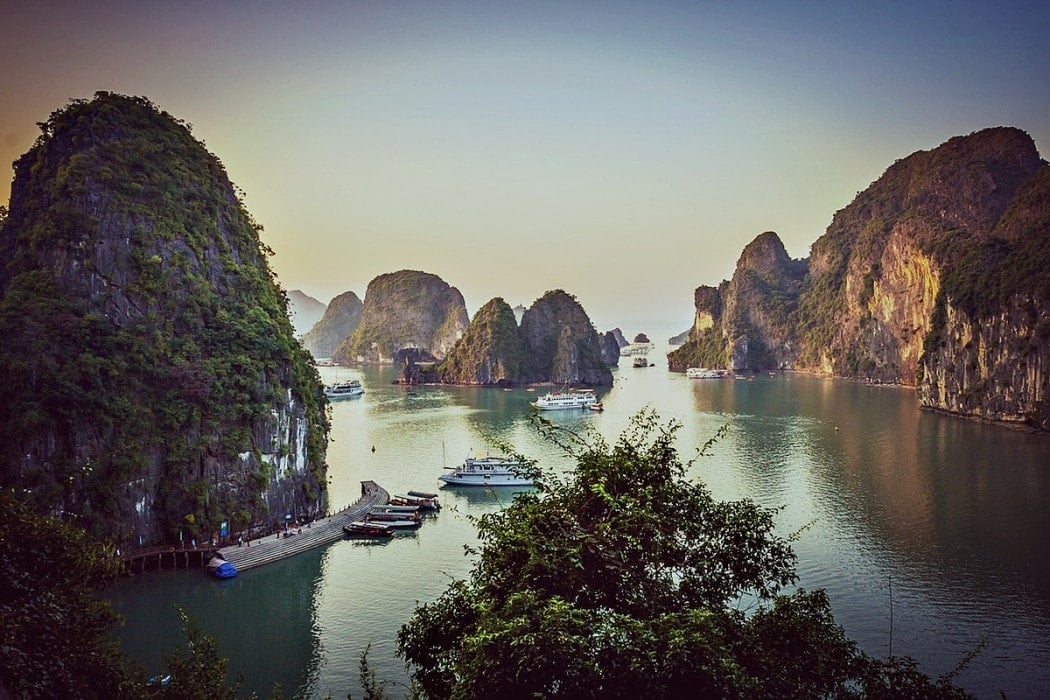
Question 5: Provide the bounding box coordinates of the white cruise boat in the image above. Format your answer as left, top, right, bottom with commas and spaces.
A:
686, 367, 729, 379
438, 455, 536, 487
531, 388, 598, 410
325, 379, 364, 399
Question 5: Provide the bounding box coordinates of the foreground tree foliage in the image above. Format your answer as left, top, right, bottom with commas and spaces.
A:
0, 493, 256, 699
0, 492, 135, 698
397, 412, 972, 698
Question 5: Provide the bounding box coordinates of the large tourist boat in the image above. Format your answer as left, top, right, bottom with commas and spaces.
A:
531, 388, 598, 410
325, 379, 364, 399
439, 455, 536, 487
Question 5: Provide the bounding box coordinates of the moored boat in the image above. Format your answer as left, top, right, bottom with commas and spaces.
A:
206, 555, 238, 579
392, 493, 441, 510
366, 509, 421, 523
531, 388, 598, 410
364, 515, 421, 530
439, 455, 536, 487
343, 521, 394, 538
325, 379, 364, 399
370, 504, 420, 514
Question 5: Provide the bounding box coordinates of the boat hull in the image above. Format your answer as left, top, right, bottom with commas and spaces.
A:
343, 522, 393, 538
438, 473, 535, 487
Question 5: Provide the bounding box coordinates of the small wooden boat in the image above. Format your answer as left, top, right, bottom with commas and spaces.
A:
370, 504, 420, 514
364, 516, 421, 530
392, 493, 441, 510
343, 521, 394, 538
367, 509, 421, 522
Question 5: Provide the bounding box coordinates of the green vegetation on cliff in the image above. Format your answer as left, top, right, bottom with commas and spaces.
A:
438, 297, 528, 385
0, 93, 328, 546
520, 290, 613, 386
667, 324, 728, 370
924, 166, 1050, 321
333, 270, 468, 364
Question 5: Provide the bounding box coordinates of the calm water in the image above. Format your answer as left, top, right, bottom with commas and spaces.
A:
109, 360, 1050, 698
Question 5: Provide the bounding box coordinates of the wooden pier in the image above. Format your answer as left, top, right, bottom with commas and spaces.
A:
216, 481, 388, 573
121, 481, 388, 575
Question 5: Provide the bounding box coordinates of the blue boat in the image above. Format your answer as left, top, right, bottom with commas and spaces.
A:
207, 556, 238, 579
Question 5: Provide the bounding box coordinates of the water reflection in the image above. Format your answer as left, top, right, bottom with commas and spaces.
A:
110, 547, 328, 697
110, 367, 1050, 698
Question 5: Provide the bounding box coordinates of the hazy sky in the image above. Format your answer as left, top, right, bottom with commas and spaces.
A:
2, 1, 1048, 338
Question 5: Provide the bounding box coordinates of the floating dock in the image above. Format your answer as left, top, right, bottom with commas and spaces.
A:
214, 481, 389, 573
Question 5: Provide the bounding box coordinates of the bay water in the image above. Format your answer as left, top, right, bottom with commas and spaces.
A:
108, 360, 1050, 698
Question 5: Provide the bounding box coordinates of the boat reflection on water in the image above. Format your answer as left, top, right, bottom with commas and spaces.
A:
441, 485, 537, 508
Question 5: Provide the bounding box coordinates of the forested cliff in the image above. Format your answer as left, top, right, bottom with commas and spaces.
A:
414, 290, 613, 387
0, 93, 329, 547
301, 290, 363, 358
670, 127, 1049, 430
331, 270, 468, 364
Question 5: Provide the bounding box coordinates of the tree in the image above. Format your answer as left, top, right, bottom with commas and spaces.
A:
146, 607, 244, 700
397, 411, 972, 698
0, 492, 136, 698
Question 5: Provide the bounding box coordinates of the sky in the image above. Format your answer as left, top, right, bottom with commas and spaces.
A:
2, 1, 1048, 339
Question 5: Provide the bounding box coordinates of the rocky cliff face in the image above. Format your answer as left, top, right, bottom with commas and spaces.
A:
717, 232, 806, 370
600, 330, 622, 366
670, 127, 1048, 429
287, 289, 326, 336
301, 290, 363, 359
438, 298, 527, 385
918, 165, 1050, 429
331, 270, 468, 364
520, 290, 613, 386
0, 93, 328, 545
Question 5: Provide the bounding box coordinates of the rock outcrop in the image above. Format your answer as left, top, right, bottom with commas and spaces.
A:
438, 298, 528, 385
331, 270, 468, 364
0, 93, 328, 546
396, 348, 437, 385
670, 127, 1049, 430
520, 290, 613, 386
668, 328, 690, 346
600, 330, 622, 366
287, 289, 326, 336
301, 290, 363, 359
722, 232, 807, 370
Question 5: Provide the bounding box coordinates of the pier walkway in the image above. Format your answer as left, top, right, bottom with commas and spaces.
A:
215, 481, 388, 573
